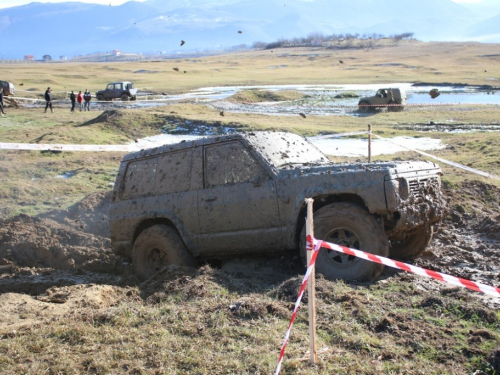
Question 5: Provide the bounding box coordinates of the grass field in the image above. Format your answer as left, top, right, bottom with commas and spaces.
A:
1, 41, 500, 374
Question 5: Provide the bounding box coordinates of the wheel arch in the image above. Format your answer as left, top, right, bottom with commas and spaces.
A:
133, 218, 179, 245
294, 193, 369, 246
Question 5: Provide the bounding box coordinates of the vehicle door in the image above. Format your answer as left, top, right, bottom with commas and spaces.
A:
373, 89, 387, 105
104, 83, 114, 99
114, 83, 123, 98
196, 140, 283, 255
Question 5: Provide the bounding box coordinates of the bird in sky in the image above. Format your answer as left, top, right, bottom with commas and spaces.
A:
181, 40, 185, 46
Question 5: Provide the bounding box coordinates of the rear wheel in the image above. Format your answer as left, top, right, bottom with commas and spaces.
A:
300, 202, 389, 281
388, 100, 404, 112
96, 94, 104, 101
390, 225, 433, 261
132, 225, 196, 280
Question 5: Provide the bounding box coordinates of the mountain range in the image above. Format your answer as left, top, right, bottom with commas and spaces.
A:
0, 0, 499, 59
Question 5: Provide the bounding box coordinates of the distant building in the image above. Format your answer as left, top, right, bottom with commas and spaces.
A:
60, 55, 67, 60
24, 55, 34, 61
42, 55, 52, 62
112, 49, 121, 56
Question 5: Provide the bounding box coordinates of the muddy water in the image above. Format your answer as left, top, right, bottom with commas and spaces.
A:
180, 83, 500, 105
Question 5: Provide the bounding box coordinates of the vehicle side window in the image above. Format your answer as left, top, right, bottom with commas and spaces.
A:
106, 84, 113, 90
205, 142, 268, 187
121, 157, 157, 198
115, 83, 122, 90
154, 150, 192, 194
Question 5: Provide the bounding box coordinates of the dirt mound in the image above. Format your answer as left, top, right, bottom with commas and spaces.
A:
79, 109, 124, 127
0, 192, 119, 273
0, 284, 134, 334
415, 180, 500, 298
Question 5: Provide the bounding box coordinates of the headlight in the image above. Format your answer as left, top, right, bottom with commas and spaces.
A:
398, 178, 409, 200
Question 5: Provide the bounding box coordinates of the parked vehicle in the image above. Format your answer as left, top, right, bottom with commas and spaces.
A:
358, 88, 406, 112
96, 82, 137, 101
110, 132, 445, 281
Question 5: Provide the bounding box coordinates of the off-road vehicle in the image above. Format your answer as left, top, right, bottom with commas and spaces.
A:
110, 132, 445, 281
358, 88, 406, 112
96, 82, 137, 101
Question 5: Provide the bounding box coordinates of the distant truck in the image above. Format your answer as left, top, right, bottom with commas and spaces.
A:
0, 80, 15, 96
358, 88, 406, 112
96, 82, 137, 101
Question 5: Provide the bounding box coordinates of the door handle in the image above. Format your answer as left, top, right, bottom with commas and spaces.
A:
205, 197, 218, 202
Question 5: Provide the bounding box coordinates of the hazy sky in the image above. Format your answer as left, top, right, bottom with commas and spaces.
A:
0, 0, 488, 10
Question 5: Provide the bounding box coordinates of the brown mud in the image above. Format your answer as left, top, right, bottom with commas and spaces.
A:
0, 181, 500, 334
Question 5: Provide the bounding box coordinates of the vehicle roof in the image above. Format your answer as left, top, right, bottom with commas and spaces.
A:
121, 131, 330, 167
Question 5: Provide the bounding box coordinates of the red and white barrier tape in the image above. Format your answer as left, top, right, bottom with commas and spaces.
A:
275, 235, 500, 374
313, 237, 500, 297
275, 237, 321, 375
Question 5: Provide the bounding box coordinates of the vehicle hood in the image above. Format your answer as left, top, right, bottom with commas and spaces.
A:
276, 160, 441, 177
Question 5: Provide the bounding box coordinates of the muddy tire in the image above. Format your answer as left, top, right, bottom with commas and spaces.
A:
358, 101, 370, 113
121, 94, 129, 101
132, 225, 196, 280
300, 202, 389, 281
388, 101, 404, 112
390, 225, 433, 261
96, 94, 104, 101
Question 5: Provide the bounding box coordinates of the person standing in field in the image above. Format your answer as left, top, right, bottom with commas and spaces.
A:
83, 89, 91, 111
44, 87, 53, 113
0, 87, 6, 116
70, 91, 76, 112
77, 91, 83, 111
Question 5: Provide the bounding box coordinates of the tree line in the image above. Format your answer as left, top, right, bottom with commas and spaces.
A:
252, 32, 415, 50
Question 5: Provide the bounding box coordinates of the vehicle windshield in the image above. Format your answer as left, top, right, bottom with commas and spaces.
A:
246, 132, 330, 168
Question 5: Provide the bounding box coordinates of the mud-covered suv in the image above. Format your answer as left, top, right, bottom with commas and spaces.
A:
110, 132, 445, 281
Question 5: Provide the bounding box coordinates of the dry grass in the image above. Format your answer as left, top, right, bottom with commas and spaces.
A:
1, 266, 499, 374
1, 41, 500, 374
4, 41, 500, 96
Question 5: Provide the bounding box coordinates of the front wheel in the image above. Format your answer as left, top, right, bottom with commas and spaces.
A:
300, 202, 389, 281
121, 94, 129, 101
358, 101, 370, 113
389, 225, 433, 261
132, 225, 196, 280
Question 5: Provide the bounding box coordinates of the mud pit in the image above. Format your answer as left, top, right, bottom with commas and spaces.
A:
0, 179, 499, 336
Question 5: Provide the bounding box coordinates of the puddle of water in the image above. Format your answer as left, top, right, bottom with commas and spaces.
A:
135, 133, 444, 157
55, 172, 75, 179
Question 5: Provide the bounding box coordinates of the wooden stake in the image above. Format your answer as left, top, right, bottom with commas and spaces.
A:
305, 198, 317, 364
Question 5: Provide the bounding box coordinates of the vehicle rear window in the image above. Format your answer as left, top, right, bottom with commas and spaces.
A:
121, 157, 157, 198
